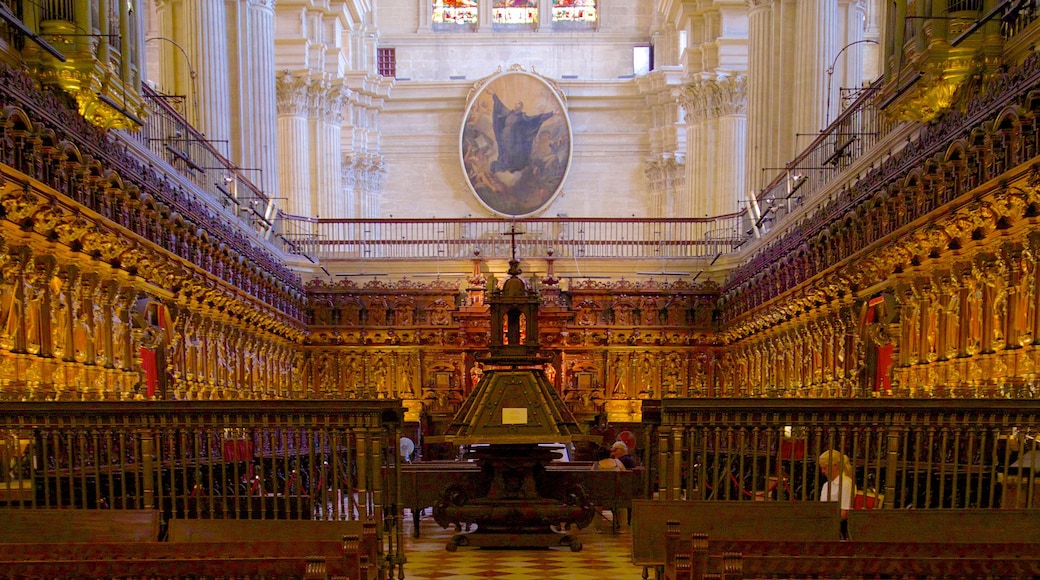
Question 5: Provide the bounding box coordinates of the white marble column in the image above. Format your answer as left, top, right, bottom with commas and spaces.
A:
276, 72, 311, 217
538, 0, 553, 32
182, 0, 232, 147
479, 0, 492, 31
793, 0, 837, 138
243, 0, 278, 195
715, 76, 748, 217
314, 83, 345, 218
771, 0, 800, 170
678, 75, 747, 218
341, 154, 358, 218
863, 0, 881, 81
746, 0, 773, 193
682, 114, 703, 218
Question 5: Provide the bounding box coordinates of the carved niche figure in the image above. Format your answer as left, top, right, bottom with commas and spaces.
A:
367, 299, 388, 326
394, 300, 415, 326
575, 299, 600, 326
613, 298, 636, 326
640, 296, 661, 326
429, 298, 452, 326
342, 299, 362, 326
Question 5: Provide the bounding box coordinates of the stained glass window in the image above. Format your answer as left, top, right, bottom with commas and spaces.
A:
493, 0, 538, 25
433, 0, 478, 25
552, 0, 597, 23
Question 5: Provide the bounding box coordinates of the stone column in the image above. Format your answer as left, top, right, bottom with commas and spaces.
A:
232, 0, 278, 196
479, 0, 492, 31
863, 0, 881, 80
794, 0, 837, 137
276, 72, 311, 216
182, 0, 232, 147
314, 83, 346, 218
678, 84, 704, 218
678, 76, 747, 218
746, 0, 773, 193
538, 0, 553, 32
715, 75, 748, 217
831, 0, 866, 123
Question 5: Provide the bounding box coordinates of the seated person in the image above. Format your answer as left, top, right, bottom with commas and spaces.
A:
611, 441, 637, 469
592, 446, 625, 471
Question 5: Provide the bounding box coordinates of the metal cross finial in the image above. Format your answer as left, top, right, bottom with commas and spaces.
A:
503, 223, 524, 262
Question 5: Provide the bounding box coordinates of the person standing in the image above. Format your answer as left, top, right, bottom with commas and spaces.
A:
818, 449, 855, 539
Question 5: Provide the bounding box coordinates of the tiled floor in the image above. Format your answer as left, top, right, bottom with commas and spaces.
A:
399, 509, 650, 579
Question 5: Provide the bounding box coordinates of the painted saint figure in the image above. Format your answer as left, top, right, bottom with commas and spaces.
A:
490, 93, 554, 174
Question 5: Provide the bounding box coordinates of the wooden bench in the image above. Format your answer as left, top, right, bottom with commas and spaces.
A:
662, 509, 1040, 579
0, 508, 160, 542
669, 535, 1040, 579
548, 465, 645, 533
168, 518, 378, 579
0, 541, 356, 579
847, 508, 1040, 542
631, 500, 840, 579
399, 462, 479, 536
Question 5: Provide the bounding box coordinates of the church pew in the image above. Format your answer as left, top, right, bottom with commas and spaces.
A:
663, 509, 1040, 579
399, 462, 479, 536
667, 536, 1040, 579
847, 507, 1040, 543
168, 517, 378, 579
0, 540, 358, 579
0, 508, 160, 543
631, 499, 840, 577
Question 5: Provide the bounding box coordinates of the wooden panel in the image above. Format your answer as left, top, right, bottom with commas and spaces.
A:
0, 509, 160, 543
631, 500, 840, 567
0, 540, 351, 579
168, 519, 363, 543
848, 509, 1040, 543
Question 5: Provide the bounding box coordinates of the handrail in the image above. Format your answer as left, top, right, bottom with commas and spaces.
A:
277, 214, 749, 262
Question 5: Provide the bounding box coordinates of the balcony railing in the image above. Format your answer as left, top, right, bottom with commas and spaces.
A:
650, 399, 1040, 510
753, 79, 896, 234
277, 215, 748, 263
0, 401, 404, 522
128, 84, 277, 239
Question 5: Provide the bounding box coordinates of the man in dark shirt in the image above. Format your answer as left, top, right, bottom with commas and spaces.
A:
611, 441, 637, 469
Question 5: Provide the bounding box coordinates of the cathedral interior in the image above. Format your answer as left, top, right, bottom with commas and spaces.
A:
1, 0, 1040, 578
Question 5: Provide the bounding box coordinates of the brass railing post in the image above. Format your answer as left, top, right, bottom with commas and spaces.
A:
140, 428, 155, 509
884, 415, 901, 509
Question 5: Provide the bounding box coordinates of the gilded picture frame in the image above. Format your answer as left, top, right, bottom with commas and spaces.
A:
460, 68, 572, 217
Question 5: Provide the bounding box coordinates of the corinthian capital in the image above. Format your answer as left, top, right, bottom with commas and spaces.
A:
675, 74, 747, 124
276, 71, 310, 117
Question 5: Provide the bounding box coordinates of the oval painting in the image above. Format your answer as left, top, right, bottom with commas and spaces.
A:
460, 70, 572, 217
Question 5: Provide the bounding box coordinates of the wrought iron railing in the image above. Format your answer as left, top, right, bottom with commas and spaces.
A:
131, 84, 278, 239
277, 215, 748, 263
752, 78, 896, 235
649, 399, 1040, 510
0, 401, 404, 524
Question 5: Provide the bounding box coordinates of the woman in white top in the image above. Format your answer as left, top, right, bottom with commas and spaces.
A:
818, 449, 855, 539
592, 446, 625, 471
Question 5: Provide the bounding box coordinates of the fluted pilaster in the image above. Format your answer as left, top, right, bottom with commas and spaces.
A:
678, 75, 747, 218
276, 72, 311, 216
240, 0, 278, 196
182, 0, 231, 144
746, 0, 774, 193
794, 0, 837, 136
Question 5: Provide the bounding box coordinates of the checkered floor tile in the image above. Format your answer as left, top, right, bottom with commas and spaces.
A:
399, 509, 651, 579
